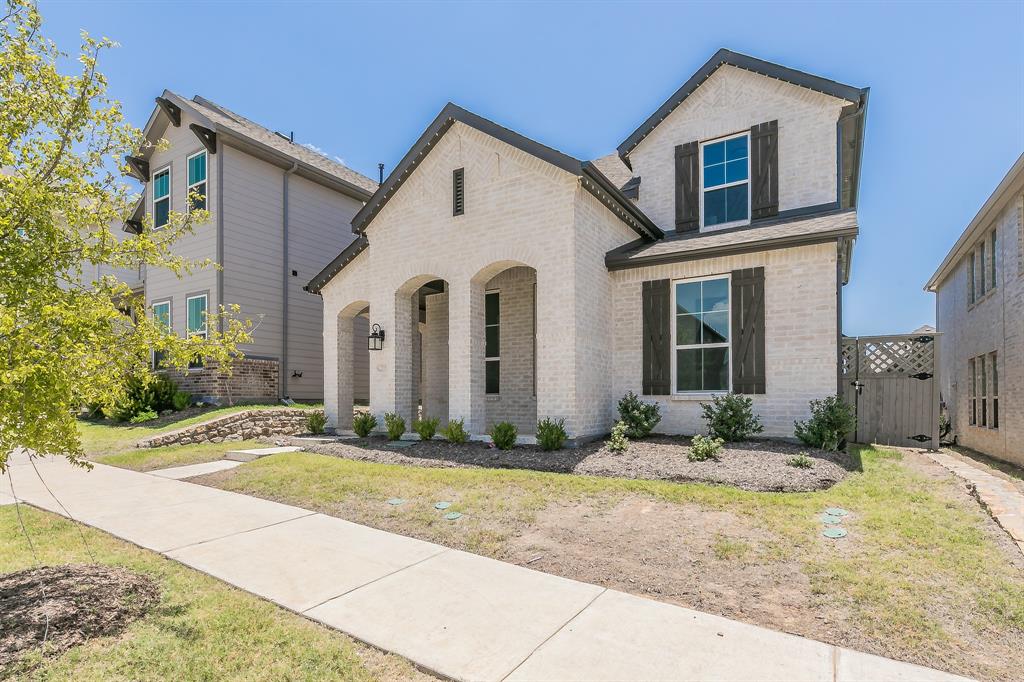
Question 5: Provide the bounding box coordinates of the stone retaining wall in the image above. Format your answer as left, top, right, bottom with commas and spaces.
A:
139, 408, 320, 448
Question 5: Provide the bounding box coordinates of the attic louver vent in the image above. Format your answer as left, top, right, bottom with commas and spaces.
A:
453, 167, 465, 216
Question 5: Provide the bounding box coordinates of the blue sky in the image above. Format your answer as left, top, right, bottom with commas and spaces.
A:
42, 0, 1023, 335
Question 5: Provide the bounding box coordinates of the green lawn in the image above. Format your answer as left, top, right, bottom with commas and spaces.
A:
0, 506, 421, 680
202, 445, 1024, 681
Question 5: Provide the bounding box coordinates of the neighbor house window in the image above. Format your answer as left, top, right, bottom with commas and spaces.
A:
673, 276, 730, 392
968, 251, 976, 304
152, 300, 171, 369
989, 352, 999, 429
701, 133, 749, 229
989, 230, 997, 290
153, 167, 170, 228
186, 294, 207, 368
485, 291, 499, 394
968, 358, 976, 425
187, 151, 207, 211
979, 353, 987, 427
979, 240, 987, 297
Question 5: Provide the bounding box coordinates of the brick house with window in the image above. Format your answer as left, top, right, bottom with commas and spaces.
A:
125, 92, 377, 402
927, 153, 1024, 466
308, 49, 868, 439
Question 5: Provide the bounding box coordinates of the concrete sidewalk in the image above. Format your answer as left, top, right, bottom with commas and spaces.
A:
3, 454, 971, 682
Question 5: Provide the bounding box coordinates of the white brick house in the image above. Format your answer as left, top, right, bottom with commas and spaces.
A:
926, 154, 1024, 466
308, 50, 868, 439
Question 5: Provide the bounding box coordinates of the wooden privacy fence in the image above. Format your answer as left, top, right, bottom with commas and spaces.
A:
840, 333, 941, 449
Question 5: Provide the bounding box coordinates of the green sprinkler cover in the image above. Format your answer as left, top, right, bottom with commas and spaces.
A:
821, 514, 844, 525
823, 527, 848, 539
434, 501, 452, 510
386, 498, 406, 506
824, 507, 849, 517
444, 511, 462, 521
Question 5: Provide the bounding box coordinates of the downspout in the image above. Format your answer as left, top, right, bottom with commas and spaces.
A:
216, 137, 225, 332
836, 239, 844, 396
281, 161, 298, 399
835, 93, 867, 209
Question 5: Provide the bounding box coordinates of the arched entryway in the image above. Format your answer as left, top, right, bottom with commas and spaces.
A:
394, 275, 450, 429
334, 300, 370, 432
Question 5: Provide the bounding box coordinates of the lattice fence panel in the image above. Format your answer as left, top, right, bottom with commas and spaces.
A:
858, 337, 935, 378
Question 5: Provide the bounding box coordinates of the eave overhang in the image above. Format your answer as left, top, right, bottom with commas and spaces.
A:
304, 235, 369, 295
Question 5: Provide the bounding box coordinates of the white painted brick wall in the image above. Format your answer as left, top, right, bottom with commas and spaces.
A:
484, 267, 538, 434
936, 195, 1024, 465
628, 65, 849, 234
611, 243, 839, 438
421, 292, 449, 424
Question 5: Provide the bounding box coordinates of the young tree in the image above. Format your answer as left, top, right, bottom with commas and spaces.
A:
0, 1, 252, 469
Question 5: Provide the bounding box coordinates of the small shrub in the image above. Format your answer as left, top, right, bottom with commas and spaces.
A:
383, 412, 406, 440
617, 391, 661, 439
536, 417, 567, 451
440, 418, 469, 444
700, 393, 764, 442
352, 412, 377, 437
171, 390, 191, 412
491, 421, 518, 450
794, 395, 856, 451
413, 416, 439, 441
788, 452, 813, 469
307, 411, 327, 434
128, 408, 158, 424
688, 434, 724, 462
150, 374, 178, 412
607, 421, 629, 453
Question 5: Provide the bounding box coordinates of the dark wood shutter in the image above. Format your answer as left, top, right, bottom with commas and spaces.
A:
452, 168, 465, 216
750, 121, 779, 219
731, 268, 766, 394
642, 279, 671, 395
674, 142, 699, 232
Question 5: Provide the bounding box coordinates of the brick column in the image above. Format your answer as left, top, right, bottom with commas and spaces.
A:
448, 278, 487, 435
335, 315, 355, 431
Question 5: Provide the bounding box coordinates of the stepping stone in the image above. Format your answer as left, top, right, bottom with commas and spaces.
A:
385, 441, 415, 449
387, 498, 406, 506
824, 507, 849, 517
434, 501, 452, 510
820, 514, 844, 525
225, 446, 301, 462
291, 437, 337, 443
151, 460, 242, 479
823, 528, 847, 539
444, 511, 462, 521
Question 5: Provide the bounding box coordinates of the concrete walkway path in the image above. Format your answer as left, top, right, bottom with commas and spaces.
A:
3, 454, 971, 682
925, 450, 1024, 556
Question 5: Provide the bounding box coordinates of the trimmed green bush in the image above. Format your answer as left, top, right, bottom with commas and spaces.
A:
536, 417, 567, 451
794, 395, 856, 451
104, 373, 181, 422
700, 393, 764, 442
383, 412, 406, 441
307, 411, 327, 435
617, 391, 661, 439
440, 418, 469, 444
128, 408, 158, 424
490, 421, 517, 450
788, 452, 814, 468
688, 434, 724, 462
413, 416, 439, 441
171, 390, 191, 411
607, 420, 629, 453
352, 412, 377, 438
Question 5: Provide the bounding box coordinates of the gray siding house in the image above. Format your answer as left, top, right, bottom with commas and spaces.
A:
927, 153, 1024, 466
125, 93, 376, 402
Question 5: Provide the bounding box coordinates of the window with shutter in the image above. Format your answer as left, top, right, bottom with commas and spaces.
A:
674, 142, 699, 232
453, 167, 465, 216
750, 120, 779, 219
730, 267, 766, 394
672, 276, 730, 392
642, 280, 671, 395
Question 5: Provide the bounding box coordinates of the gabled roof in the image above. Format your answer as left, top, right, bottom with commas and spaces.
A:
135, 91, 377, 200
925, 152, 1024, 292
350, 103, 662, 241
617, 48, 869, 161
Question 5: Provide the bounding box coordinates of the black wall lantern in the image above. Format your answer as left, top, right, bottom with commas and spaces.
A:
368, 323, 385, 351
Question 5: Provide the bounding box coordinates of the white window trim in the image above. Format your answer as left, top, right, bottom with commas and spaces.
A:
670, 273, 732, 396
699, 131, 751, 232
151, 299, 172, 369
485, 289, 499, 395
186, 293, 209, 339
152, 165, 171, 229
186, 149, 208, 213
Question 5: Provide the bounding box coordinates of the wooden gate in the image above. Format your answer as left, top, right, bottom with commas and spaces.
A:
840, 334, 940, 449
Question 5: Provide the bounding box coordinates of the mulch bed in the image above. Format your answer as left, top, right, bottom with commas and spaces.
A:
0, 564, 159, 671
280, 434, 854, 492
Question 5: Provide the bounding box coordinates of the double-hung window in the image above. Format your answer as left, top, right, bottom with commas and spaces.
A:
989, 230, 998, 290
153, 167, 170, 228
701, 133, 749, 229
979, 353, 988, 427
968, 358, 976, 425
968, 251, 976, 304
187, 151, 207, 211
673, 276, 730, 392
152, 300, 171, 369
485, 291, 500, 394
979, 239, 988, 297
186, 294, 208, 368
989, 352, 999, 429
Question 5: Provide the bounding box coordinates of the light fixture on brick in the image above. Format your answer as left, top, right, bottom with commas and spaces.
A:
368, 324, 385, 351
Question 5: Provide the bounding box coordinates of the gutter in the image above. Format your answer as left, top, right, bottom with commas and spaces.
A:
281, 161, 297, 399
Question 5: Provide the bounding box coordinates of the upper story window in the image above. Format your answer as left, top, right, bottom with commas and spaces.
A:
187, 151, 207, 212
701, 133, 749, 229
673, 275, 730, 392
153, 167, 170, 228
152, 300, 171, 368
186, 294, 208, 339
